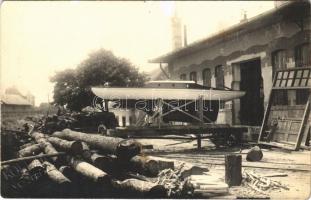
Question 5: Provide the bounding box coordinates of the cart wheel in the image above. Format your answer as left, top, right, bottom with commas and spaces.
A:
98, 124, 107, 135
227, 134, 237, 147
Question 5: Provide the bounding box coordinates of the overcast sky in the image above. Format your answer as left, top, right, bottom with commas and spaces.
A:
1, 1, 275, 105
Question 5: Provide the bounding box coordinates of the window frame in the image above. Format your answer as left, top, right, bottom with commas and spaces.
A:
202, 68, 212, 87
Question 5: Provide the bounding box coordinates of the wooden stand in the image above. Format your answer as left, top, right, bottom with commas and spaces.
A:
225, 154, 242, 187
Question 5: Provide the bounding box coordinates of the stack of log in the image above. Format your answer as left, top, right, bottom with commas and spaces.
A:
186, 175, 229, 198
1, 128, 211, 198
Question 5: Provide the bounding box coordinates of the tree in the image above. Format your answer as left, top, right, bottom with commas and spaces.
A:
50, 49, 148, 111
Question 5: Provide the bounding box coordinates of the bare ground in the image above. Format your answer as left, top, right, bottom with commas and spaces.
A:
138, 138, 311, 199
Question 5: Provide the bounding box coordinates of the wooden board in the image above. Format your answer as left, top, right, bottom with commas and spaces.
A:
258, 67, 311, 150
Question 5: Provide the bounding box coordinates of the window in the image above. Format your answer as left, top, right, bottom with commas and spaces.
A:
202, 68, 211, 87
180, 74, 186, 80
295, 43, 310, 104
295, 43, 310, 68
271, 50, 288, 105
215, 65, 224, 88
272, 49, 287, 79
296, 69, 311, 105
190, 71, 197, 83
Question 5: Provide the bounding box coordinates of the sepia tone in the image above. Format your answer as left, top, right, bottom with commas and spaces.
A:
1, 1, 310, 199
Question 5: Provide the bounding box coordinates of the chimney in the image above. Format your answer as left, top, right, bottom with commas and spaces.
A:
171, 11, 182, 50
240, 10, 248, 23
183, 25, 188, 47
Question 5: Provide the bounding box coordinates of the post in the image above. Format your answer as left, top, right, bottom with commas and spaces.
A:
225, 154, 242, 186
158, 98, 163, 128
197, 96, 204, 150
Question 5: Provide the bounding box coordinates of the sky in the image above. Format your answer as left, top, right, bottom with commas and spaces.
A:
1, 1, 275, 106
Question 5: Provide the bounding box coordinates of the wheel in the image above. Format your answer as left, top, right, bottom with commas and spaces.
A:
98, 124, 107, 135
226, 134, 237, 147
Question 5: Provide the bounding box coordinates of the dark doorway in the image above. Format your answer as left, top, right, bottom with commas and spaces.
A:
122, 116, 126, 127
239, 59, 264, 126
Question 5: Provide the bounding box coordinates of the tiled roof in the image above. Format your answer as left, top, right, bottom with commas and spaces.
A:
1, 94, 32, 106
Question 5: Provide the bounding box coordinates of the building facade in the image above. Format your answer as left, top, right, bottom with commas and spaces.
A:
1, 94, 34, 120
150, 1, 310, 125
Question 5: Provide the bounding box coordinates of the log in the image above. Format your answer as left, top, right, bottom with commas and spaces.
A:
79, 142, 116, 172
246, 146, 263, 162
53, 129, 141, 159
175, 161, 209, 179
19, 142, 36, 150
30, 132, 59, 162
188, 174, 223, 186
27, 159, 44, 174
111, 178, 167, 198
18, 144, 42, 157
43, 161, 71, 185
90, 153, 116, 172
193, 189, 228, 197
129, 155, 174, 176
80, 142, 93, 161
225, 154, 242, 187
59, 166, 78, 181
47, 137, 83, 154
67, 156, 110, 184
198, 183, 229, 193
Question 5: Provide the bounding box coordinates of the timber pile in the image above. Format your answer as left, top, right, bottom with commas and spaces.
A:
242, 170, 289, 195
1, 127, 217, 198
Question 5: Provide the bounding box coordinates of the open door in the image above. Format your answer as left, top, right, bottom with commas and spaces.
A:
239, 59, 264, 126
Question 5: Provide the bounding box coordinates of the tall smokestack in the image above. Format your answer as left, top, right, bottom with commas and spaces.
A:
171, 10, 182, 50
183, 25, 188, 47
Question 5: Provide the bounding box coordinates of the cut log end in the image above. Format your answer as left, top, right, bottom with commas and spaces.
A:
116, 139, 142, 160
70, 141, 83, 154
147, 185, 168, 198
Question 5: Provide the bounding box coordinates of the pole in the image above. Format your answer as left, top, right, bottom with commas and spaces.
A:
197, 96, 204, 150
1, 152, 66, 165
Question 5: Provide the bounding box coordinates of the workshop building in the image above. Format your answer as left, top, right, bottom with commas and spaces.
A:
150, 1, 310, 126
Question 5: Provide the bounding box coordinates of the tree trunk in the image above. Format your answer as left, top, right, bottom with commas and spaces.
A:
30, 132, 59, 162
111, 178, 167, 198
79, 144, 117, 175
18, 144, 42, 157
43, 161, 71, 185
47, 137, 83, 154
53, 129, 141, 159
67, 156, 110, 184
27, 159, 44, 174
175, 161, 209, 179
225, 154, 242, 186
129, 155, 174, 176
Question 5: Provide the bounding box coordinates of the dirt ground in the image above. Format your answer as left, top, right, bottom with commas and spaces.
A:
138, 138, 311, 199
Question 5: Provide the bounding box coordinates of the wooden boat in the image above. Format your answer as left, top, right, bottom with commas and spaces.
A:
92, 81, 245, 123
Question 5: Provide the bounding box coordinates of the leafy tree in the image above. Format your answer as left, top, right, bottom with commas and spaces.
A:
50, 49, 148, 111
